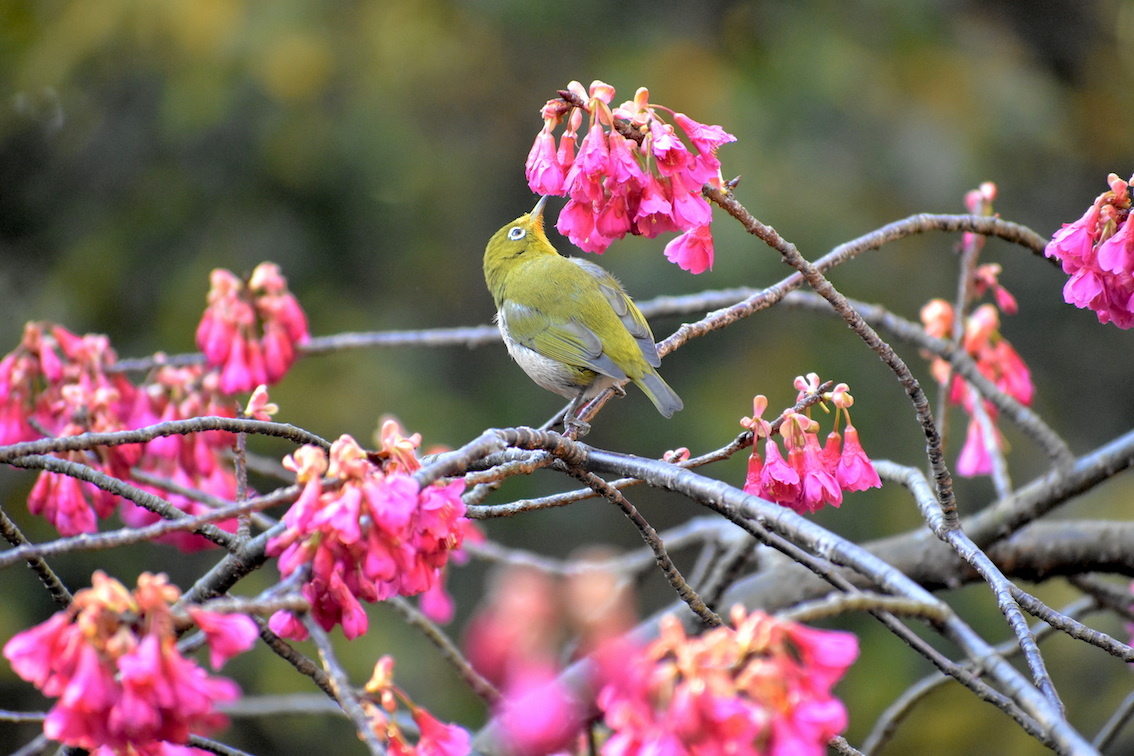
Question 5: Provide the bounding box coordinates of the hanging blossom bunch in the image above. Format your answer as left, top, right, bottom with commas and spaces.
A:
363, 655, 471, 756
597, 606, 858, 756
119, 365, 241, 551
0, 324, 142, 535
921, 298, 1033, 477
0, 262, 308, 541
266, 423, 469, 640
2, 571, 257, 755
741, 375, 881, 514
526, 79, 736, 273
196, 261, 310, 394
1045, 172, 1134, 328
921, 182, 1034, 477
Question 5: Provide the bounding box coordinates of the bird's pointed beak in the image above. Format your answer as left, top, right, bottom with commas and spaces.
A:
530, 196, 548, 225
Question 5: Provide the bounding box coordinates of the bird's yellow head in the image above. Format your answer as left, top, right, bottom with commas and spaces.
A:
483, 196, 556, 299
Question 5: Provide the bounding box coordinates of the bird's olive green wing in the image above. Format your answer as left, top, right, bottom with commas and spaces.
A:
570, 258, 661, 368
500, 300, 628, 380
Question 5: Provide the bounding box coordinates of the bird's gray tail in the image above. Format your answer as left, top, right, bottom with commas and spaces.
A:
636, 369, 683, 418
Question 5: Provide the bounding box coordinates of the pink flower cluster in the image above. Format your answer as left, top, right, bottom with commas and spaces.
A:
1045, 173, 1134, 328
526, 80, 736, 273
741, 376, 881, 514
266, 427, 468, 640
363, 656, 471, 756
0, 323, 137, 447
3, 571, 257, 754
119, 365, 240, 550
1, 324, 142, 534
196, 262, 310, 394
0, 261, 308, 543
597, 606, 858, 756
921, 298, 1033, 477
0, 322, 244, 542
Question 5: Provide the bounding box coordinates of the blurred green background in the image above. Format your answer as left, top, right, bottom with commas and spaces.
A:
3, 1, 1134, 753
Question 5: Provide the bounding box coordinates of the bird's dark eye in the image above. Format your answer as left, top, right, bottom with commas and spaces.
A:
507, 226, 526, 241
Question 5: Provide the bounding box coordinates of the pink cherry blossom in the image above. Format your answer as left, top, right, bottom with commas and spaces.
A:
525, 81, 735, 272
196, 262, 309, 394
836, 424, 882, 492
1046, 173, 1134, 328
266, 433, 468, 639
664, 224, 715, 274
526, 126, 565, 195
3, 572, 251, 753
596, 607, 857, 756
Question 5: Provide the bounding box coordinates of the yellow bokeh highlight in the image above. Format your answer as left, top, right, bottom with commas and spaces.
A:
252, 31, 334, 103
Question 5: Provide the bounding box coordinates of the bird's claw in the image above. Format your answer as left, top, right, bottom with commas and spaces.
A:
564, 415, 591, 439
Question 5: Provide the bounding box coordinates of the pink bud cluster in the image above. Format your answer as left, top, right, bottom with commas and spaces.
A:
526, 80, 736, 273
597, 606, 858, 756
266, 427, 468, 640
118, 365, 240, 551
741, 376, 881, 514
2, 571, 257, 754
921, 298, 1033, 477
196, 262, 310, 394
363, 656, 471, 756
1045, 173, 1134, 328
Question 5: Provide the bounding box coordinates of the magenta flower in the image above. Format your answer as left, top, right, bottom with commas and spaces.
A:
741, 383, 880, 511
836, 424, 882, 492
796, 433, 843, 513
557, 197, 613, 253
266, 433, 468, 639
760, 438, 802, 509
648, 122, 692, 176
596, 607, 857, 756
525, 80, 735, 272
120, 365, 240, 551
364, 655, 471, 755
497, 666, 584, 756
526, 126, 565, 195
196, 262, 309, 394
668, 176, 713, 229
920, 236, 1037, 479
664, 224, 715, 274
3, 572, 253, 754
633, 175, 679, 237
595, 191, 632, 238
187, 609, 259, 669
1046, 173, 1134, 328
957, 416, 997, 477
1097, 208, 1134, 274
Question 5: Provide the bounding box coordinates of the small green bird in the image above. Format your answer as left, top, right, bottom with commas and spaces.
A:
483, 196, 683, 426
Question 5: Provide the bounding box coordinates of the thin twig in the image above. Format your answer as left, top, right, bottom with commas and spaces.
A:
386, 596, 502, 706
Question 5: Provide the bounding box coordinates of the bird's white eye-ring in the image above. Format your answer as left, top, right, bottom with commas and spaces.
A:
507, 226, 526, 241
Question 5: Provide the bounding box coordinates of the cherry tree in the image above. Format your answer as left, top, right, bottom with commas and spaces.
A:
2, 81, 1133, 756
